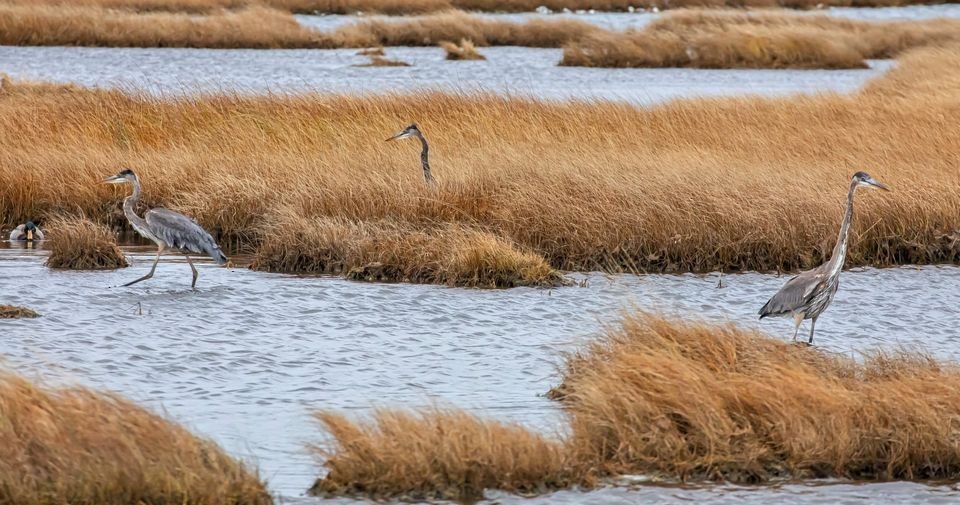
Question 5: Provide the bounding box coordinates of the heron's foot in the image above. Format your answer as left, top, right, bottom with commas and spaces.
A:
794, 341, 813, 348
122, 275, 153, 287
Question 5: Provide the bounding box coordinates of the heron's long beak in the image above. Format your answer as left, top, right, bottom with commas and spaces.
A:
385, 131, 410, 142
868, 178, 890, 192
26, 230, 33, 241
102, 175, 125, 184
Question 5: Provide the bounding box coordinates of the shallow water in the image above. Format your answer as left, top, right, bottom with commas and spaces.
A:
0, 44, 892, 104
295, 4, 960, 32
2, 243, 960, 502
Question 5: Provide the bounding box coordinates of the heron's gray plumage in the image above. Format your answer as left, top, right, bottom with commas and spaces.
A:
105, 168, 227, 288
758, 171, 888, 344
145, 209, 227, 264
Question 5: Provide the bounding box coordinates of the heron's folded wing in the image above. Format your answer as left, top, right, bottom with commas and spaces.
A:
758, 270, 826, 317
145, 209, 227, 264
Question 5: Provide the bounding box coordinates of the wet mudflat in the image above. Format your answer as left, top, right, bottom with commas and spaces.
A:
2, 244, 959, 502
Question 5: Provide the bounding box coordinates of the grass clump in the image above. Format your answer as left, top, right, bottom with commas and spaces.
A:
310, 409, 575, 501
0, 305, 40, 318
560, 313, 960, 482
311, 313, 960, 500
560, 10, 960, 69
440, 38, 486, 60
0, 372, 272, 505
44, 216, 128, 270
249, 213, 565, 287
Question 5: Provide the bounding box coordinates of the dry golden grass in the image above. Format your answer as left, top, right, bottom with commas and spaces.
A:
441, 38, 486, 60
0, 4, 322, 48
561, 10, 960, 69
0, 305, 40, 318
1, 45, 959, 281
560, 313, 960, 481
310, 409, 575, 500
249, 212, 565, 286
0, 372, 271, 505
354, 54, 412, 66
311, 313, 960, 499
7, 0, 948, 14
43, 216, 129, 270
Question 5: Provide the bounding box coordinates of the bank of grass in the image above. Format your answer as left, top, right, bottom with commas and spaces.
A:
0, 305, 39, 318
0, 372, 272, 504
4, 0, 955, 14
560, 10, 960, 68
3, 4, 959, 67
44, 215, 129, 270
311, 313, 960, 499
310, 409, 575, 500
249, 213, 566, 287
1, 45, 959, 280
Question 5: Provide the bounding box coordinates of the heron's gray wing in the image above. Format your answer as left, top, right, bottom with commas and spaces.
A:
145, 209, 228, 264
758, 269, 826, 318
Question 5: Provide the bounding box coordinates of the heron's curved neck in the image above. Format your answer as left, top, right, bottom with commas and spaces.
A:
417, 134, 434, 184
123, 177, 150, 233
826, 179, 858, 275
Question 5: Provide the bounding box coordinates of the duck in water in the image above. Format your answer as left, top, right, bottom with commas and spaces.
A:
9, 221, 44, 242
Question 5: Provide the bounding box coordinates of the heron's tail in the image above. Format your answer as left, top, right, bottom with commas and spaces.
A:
206, 244, 228, 265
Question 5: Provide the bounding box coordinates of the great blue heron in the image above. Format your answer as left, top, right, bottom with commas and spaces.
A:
386, 123, 435, 185
759, 171, 889, 344
9, 221, 43, 241
103, 168, 227, 289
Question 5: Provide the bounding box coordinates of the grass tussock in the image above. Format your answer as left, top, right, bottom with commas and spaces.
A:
0, 305, 40, 318
560, 313, 960, 482
310, 409, 575, 500
440, 38, 486, 60
43, 216, 128, 270
249, 213, 565, 287
2, 46, 960, 279
0, 372, 271, 505
354, 54, 412, 66
560, 10, 960, 69
312, 313, 960, 499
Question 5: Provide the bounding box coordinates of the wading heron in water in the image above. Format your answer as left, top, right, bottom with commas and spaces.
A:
758, 171, 889, 344
103, 168, 227, 289
386, 123, 435, 185
9, 221, 43, 241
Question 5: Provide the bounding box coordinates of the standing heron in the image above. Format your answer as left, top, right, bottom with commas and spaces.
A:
759, 171, 889, 344
9, 221, 44, 241
103, 168, 227, 289
386, 123, 435, 185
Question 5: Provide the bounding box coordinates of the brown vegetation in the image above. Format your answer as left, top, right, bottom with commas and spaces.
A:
249, 213, 565, 287
440, 38, 486, 60
1, 46, 959, 281
5, 0, 952, 14
312, 313, 960, 499
354, 54, 412, 66
0, 372, 271, 504
560, 10, 960, 69
43, 216, 129, 270
310, 409, 574, 500
0, 305, 39, 318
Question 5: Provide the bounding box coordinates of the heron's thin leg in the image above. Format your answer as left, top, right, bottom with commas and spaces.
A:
124, 246, 163, 287
185, 254, 199, 289
792, 313, 803, 342
808, 317, 817, 345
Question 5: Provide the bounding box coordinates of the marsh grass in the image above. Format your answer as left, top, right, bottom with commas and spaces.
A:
440, 38, 486, 60
310, 409, 576, 500
1, 46, 959, 282
354, 54, 411, 66
249, 213, 565, 287
311, 313, 960, 499
560, 10, 960, 68
0, 305, 40, 318
0, 372, 272, 504
44, 216, 129, 270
